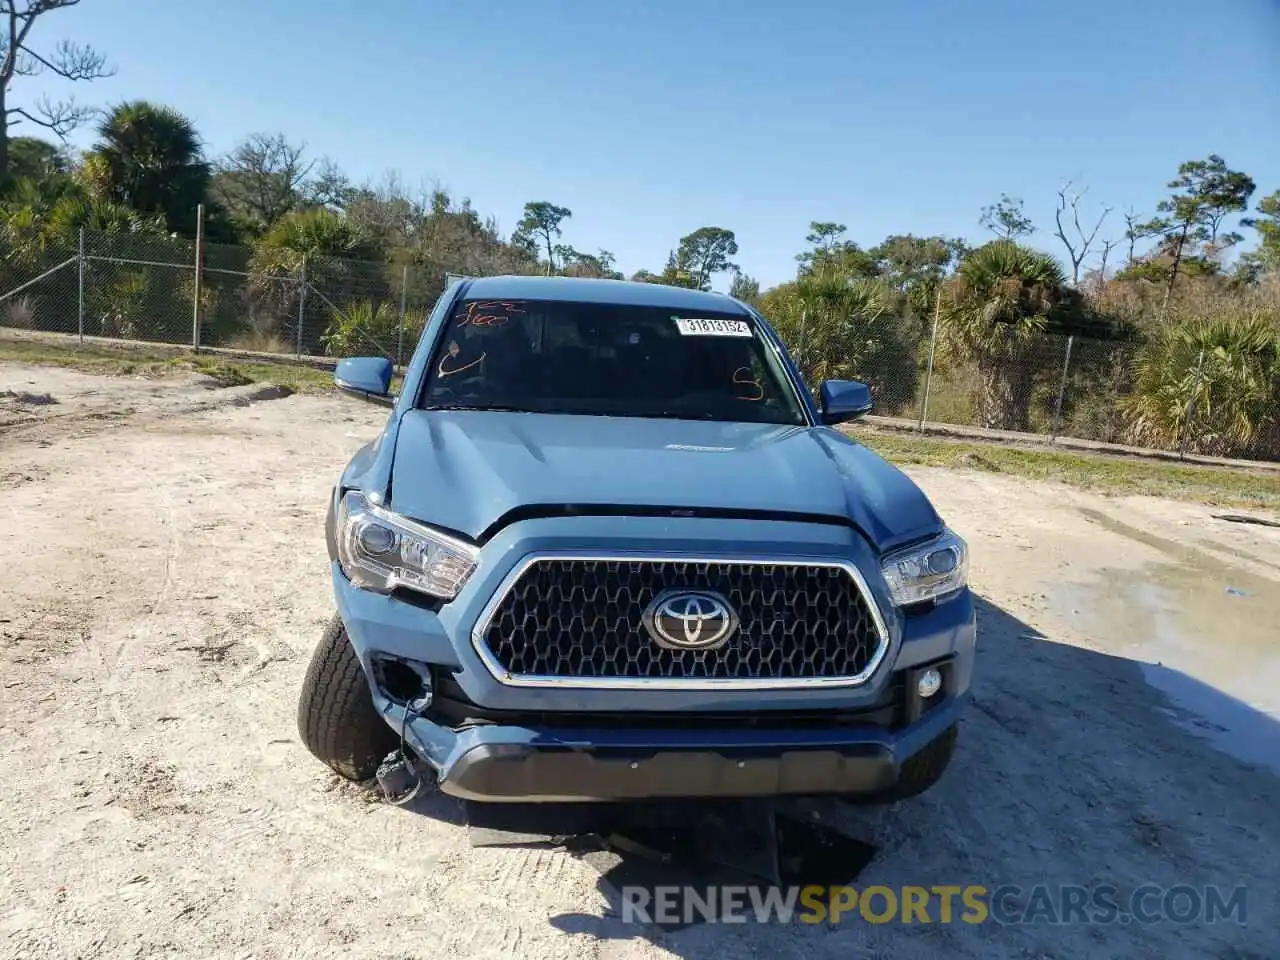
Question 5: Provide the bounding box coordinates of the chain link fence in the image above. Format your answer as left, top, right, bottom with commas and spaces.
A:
3, 232, 1278, 464
790, 315, 1280, 463
0, 228, 443, 366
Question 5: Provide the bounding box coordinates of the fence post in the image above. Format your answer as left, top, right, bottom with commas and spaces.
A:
397, 264, 409, 367
1050, 335, 1074, 441
795, 308, 808, 377
918, 288, 942, 430
296, 258, 307, 360
77, 228, 85, 343
1178, 348, 1206, 459
191, 204, 204, 351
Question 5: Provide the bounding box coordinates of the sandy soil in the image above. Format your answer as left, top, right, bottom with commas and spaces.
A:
1, 363, 1277, 960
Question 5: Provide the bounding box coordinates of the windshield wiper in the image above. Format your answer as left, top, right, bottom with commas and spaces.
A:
420, 402, 533, 413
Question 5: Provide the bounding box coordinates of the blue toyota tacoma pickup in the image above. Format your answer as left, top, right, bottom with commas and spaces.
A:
298, 275, 975, 803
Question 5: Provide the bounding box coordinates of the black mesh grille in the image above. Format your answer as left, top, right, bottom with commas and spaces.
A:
478, 559, 883, 681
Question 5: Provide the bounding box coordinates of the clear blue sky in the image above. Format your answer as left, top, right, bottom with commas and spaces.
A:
14, 0, 1280, 288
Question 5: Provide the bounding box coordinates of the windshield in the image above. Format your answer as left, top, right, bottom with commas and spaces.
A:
418, 297, 807, 425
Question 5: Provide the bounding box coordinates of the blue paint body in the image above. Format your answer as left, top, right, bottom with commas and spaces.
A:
324, 275, 976, 802
334, 356, 392, 395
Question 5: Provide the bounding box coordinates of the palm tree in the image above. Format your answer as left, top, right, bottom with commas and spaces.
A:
759, 264, 918, 411
251, 208, 381, 273
1126, 310, 1279, 456
48, 195, 166, 235
940, 241, 1067, 430
82, 101, 210, 236
247, 208, 386, 353
0, 178, 161, 278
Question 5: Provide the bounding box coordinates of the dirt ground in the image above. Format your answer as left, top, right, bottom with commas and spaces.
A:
1, 362, 1277, 960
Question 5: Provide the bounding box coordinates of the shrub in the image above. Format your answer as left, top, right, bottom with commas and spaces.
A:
320, 300, 401, 358
1125, 309, 1280, 456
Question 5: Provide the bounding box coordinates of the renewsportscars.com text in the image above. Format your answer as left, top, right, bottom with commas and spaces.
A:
620, 884, 1248, 926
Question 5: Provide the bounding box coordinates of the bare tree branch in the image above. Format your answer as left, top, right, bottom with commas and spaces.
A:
3, 1, 48, 83
1086, 237, 1121, 295
2, 1, 111, 176
214, 132, 317, 226
15, 37, 111, 79
1098, 237, 1118, 277
1053, 181, 1112, 285
1123, 209, 1153, 263
8, 94, 94, 138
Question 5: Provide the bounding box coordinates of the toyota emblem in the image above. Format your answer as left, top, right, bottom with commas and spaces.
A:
641, 589, 739, 651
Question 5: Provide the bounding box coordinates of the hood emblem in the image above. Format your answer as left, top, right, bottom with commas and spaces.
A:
642, 589, 739, 651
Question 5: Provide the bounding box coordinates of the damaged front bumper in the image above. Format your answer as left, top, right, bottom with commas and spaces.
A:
397, 693, 965, 802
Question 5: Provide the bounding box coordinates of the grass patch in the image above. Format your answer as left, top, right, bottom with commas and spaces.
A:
857, 428, 1280, 510
0, 336, 337, 394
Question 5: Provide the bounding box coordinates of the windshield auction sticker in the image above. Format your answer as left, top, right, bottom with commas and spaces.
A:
673, 317, 753, 337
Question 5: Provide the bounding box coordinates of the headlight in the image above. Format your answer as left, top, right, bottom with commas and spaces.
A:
881, 529, 968, 606
336, 491, 479, 600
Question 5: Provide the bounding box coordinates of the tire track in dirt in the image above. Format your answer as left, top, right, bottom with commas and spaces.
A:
0, 374, 293, 447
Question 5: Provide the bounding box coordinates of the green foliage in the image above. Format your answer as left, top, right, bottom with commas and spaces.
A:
870, 235, 967, 293
940, 241, 1067, 430
631, 251, 703, 289
252, 207, 379, 271
247, 208, 387, 351
729, 271, 760, 304
320, 300, 402, 358
796, 222, 881, 279
979, 194, 1034, 240
47, 194, 166, 235
674, 227, 738, 290
758, 264, 918, 413
0, 173, 167, 305
6, 137, 70, 182
868, 233, 968, 337
942, 241, 1064, 355
82, 101, 210, 236
1125, 309, 1280, 456
558, 247, 623, 279
1242, 191, 1280, 274
1132, 155, 1257, 301
1153, 155, 1256, 248
87, 265, 187, 342
514, 201, 572, 273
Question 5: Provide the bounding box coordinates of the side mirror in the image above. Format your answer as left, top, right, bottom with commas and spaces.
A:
819, 379, 872, 425
335, 356, 395, 407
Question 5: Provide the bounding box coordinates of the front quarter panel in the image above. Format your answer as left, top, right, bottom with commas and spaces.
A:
814, 428, 944, 553
334, 281, 464, 503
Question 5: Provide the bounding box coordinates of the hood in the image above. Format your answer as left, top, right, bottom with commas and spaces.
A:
387, 411, 942, 552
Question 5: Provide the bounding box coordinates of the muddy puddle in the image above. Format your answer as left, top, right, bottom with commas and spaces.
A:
1050, 509, 1280, 774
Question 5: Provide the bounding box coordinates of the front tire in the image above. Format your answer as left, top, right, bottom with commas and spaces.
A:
297, 614, 398, 780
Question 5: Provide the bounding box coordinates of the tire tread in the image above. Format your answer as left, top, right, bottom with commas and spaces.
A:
297, 615, 397, 781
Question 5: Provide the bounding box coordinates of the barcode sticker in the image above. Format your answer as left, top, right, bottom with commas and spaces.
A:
673, 317, 753, 337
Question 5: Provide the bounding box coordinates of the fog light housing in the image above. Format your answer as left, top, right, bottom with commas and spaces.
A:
917, 667, 943, 700
372, 654, 434, 711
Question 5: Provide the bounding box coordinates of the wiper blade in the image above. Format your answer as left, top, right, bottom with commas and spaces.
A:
654, 411, 720, 421
420, 402, 533, 413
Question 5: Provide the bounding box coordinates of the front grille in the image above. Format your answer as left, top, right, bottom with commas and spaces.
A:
474, 558, 887, 686
429, 672, 904, 729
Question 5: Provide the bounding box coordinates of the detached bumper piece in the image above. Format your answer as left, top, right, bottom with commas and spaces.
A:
441, 742, 899, 802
